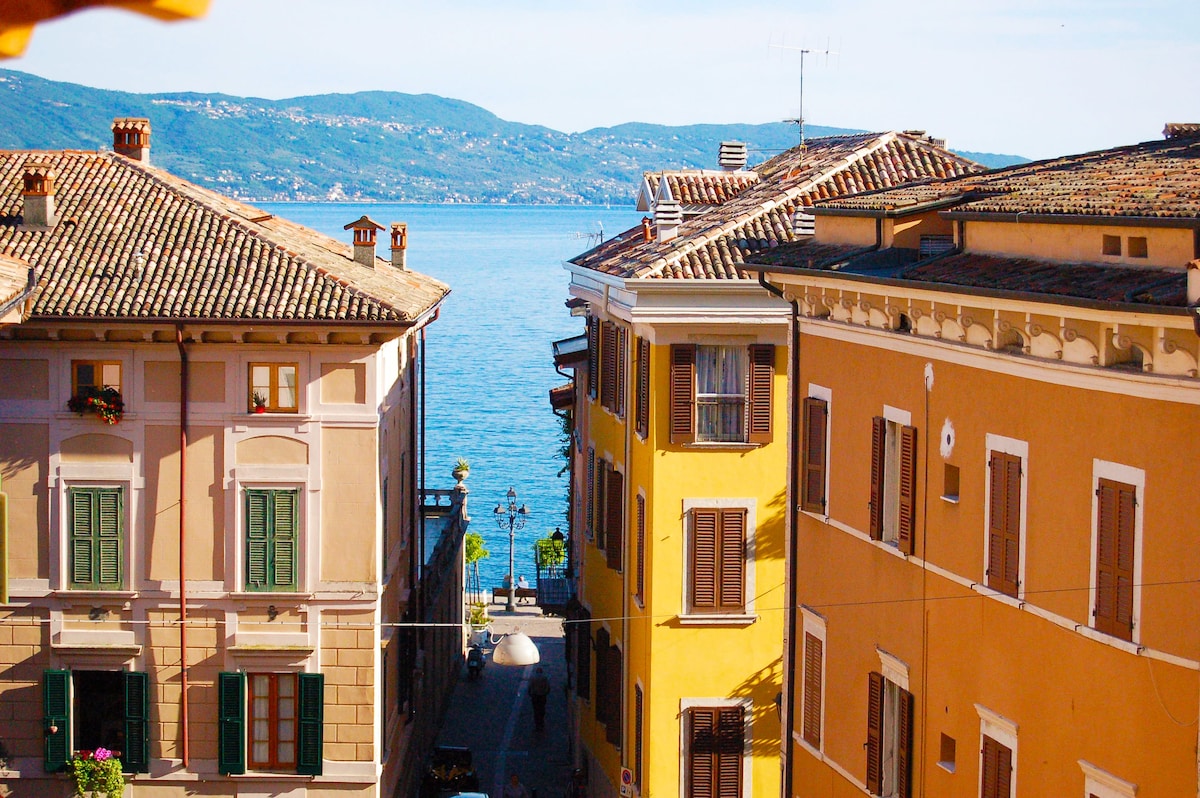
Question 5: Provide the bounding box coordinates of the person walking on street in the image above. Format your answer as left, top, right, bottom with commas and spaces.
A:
529, 666, 551, 731
503, 774, 531, 798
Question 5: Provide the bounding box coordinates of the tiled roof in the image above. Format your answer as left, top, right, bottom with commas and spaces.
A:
645, 172, 759, 208
742, 240, 873, 270
819, 131, 1200, 220
901, 253, 1186, 306
571, 132, 980, 280
0, 150, 448, 323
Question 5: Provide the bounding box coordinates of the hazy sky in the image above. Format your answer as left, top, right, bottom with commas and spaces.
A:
10, 0, 1200, 159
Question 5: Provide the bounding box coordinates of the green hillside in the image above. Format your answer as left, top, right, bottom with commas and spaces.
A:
0, 69, 1028, 204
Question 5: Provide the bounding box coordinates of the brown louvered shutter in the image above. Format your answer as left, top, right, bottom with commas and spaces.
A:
746, 344, 774, 444
606, 468, 624, 571
802, 633, 822, 747
690, 509, 718, 610
865, 672, 884, 795
594, 626, 610, 724
634, 683, 644, 787
987, 452, 1021, 596
635, 493, 646, 601
587, 316, 599, 400
605, 645, 622, 746
897, 425, 918, 555
897, 687, 914, 798
636, 337, 650, 438
715, 707, 743, 798
801, 398, 828, 513
601, 322, 618, 411
596, 460, 609, 551
586, 447, 595, 538
718, 510, 746, 610
688, 706, 744, 798
689, 708, 716, 798
1095, 479, 1136, 641
615, 326, 628, 418
981, 734, 1012, 798
869, 417, 886, 540
670, 344, 696, 444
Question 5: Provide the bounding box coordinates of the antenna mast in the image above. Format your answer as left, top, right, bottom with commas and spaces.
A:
772, 38, 837, 149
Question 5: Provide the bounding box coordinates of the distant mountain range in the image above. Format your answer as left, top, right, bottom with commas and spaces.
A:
0, 69, 1029, 204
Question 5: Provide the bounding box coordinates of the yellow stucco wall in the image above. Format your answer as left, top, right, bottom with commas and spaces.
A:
818, 215, 877, 246
965, 219, 1194, 268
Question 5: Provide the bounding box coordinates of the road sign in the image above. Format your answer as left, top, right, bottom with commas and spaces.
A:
620, 768, 633, 797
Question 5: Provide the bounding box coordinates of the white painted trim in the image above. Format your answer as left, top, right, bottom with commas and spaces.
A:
680, 498, 757, 618
976, 704, 1018, 798
877, 647, 909, 692
792, 730, 868, 793
1089, 460, 1146, 645
983, 434, 1029, 600
1078, 760, 1138, 798
228, 478, 310, 594
800, 607, 827, 754
678, 697, 754, 798
882, 404, 911, 427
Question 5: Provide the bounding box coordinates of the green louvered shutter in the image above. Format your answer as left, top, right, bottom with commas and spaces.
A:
123, 671, 150, 772
70, 488, 95, 586
296, 673, 324, 775
218, 672, 246, 775
43, 669, 70, 772
272, 491, 298, 590
69, 488, 123, 590
246, 491, 269, 589
97, 489, 122, 587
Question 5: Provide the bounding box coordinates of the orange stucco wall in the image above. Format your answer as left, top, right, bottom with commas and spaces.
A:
321, 426, 378, 583
965, 219, 1195, 268
819, 215, 877, 247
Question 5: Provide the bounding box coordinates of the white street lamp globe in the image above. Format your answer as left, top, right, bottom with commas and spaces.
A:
492, 632, 540, 666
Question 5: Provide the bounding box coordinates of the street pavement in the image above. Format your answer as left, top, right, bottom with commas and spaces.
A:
432, 601, 571, 798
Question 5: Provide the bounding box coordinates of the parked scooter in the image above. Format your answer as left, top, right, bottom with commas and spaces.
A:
466, 644, 485, 679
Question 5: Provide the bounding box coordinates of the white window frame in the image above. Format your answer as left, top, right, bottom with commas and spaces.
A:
1088, 460, 1145, 646
678, 696, 754, 798
807, 384, 832, 516
799, 607, 827, 756
229, 470, 311, 596
1078, 760, 1136, 798
694, 344, 747, 443
876, 648, 910, 798
880, 405, 911, 545
982, 434, 1029, 603
975, 704, 1018, 798
679, 497, 757, 624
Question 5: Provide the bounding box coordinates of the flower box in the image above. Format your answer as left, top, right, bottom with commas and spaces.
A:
67, 387, 124, 425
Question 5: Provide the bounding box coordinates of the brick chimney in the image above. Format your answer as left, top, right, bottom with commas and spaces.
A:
718, 141, 748, 171
390, 223, 408, 270
344, 215, 385, 267
653, 177, 682, 243
112, 118, 151, 164
22, 161, 58, 229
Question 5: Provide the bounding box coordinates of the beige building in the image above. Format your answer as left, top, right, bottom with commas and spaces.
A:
0, 120, 452, 797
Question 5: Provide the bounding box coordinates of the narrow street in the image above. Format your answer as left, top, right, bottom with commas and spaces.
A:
431, 603, 572, 798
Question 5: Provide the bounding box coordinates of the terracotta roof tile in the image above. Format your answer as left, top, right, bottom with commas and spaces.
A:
0, 150, 448, 323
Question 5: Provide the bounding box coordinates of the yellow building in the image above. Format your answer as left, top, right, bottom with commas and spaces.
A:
754, 124, 1200, 797
0, 119, 455, 797
559, 133, 978, 798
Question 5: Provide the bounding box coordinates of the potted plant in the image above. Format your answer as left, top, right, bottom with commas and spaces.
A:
251, 391, 268, 413
67, 386, 124, 425
452, 457, 470, 480
67, 748, 125, 798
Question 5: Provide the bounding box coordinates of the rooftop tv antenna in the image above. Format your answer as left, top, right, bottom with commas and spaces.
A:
572, 221, 605, 248
770, 37, 838, 150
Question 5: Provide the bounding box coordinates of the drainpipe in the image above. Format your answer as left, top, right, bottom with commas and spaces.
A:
174, 325, 190, 768
758, 272, 799, 798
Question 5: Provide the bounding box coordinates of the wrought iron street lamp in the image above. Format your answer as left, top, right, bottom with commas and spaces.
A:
494, 486, 529, 612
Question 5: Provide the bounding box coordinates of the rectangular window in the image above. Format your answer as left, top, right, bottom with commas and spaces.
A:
586, 447, 596, 540
42, 669, 149, 774
219, 671, 323, 775
696, 345, 745, 443
669, 344, 774, 445
594, 626, 611, 725
598, 321, 627, 417
943, 464, 960, 502
250, 673, 297, 769
635, 493, 646, 603
595, 459, 609, 552
802, 632, 823, 748
1127, 236, 1148, 258
634, 683, 644, 788
938, 733, 955, 773
866, 672, 913, 798
245, 489, 300, 591
1094, 479, 1136, 641
68, 486, 124, 590
1102, 234, 1121, 256
587, 316, 600, 401
605, 467, 624, 571
605, 644, 622, 747
869, 418, 917, 554
72, 360, 122, 395
249, 363, 299, 413
986, 451, 1022, 597
688, 508, 746, 614
801, 397, 828, 513
635, 336, 650, 438
980, 734, 1013, 798
686, 705, 744, 798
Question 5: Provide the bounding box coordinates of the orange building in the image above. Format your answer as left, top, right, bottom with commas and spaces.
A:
753, 124, 1200, 798
0, 120, 457, 797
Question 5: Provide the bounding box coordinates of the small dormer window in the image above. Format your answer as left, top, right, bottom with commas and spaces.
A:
1127, 236, 1148, 258
1102, 235, 1121, 256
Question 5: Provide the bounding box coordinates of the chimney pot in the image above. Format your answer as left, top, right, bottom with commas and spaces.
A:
1188, 261, 1200, 305
390, 222, 408, 270
22, 161, 58, 229
112, 117, 152, 164
653, 177, 682, 243
344, 215, 385, 268
718, 141, 748, 172
641, 216, 652, 243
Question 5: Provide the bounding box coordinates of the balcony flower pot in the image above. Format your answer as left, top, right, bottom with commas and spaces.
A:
68, 748, 125, 798
67, 387, 124, 425
251, 391, 268, 413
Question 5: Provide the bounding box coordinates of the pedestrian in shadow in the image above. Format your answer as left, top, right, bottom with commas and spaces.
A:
504, 773, 531, 798
529, 666, 551, 731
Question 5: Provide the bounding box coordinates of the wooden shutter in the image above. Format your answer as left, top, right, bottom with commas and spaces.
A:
605, 645, 622, 746
715, 706, 743, 798
1095, 479, 1136, 641
865, 671, 884, 795
218, 671, 246, 775
688, 706, 744, 798
43, 669, 70, 772
123, 671, 150, 773
801, 398, 828, 513
718, 510, 745, 610
987, 452, 1021, 596
272, 490, 298, 589
587, 316, 599, 400
246, 490, 270, 588
97, 488, 122, 586
576, 615, 592, 700
615, 325, 628, 418
869, 417, 886, 540
802, 632, 822, 747
69, 487, 123, 589
601, 321, 617, 411
70, 488, 95, 586
746, 344, 774, 443
690, 509, 718, 610
981, 734, 1012, 798
897, 425, 918, 555
586, 447, 595, 538
897, 687, 914, 798
635, 493, 646, 601
297, 673, 324, 775
606, 468, 624, 571
689, 708, 716, 798
636, 337, 650, 438
594, 627, 610, 724
596, 461, 609, 551
634, 683, 644, 787
670, 344, 696, 444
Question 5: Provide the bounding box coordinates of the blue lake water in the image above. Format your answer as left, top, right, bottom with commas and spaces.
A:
259, 202, 640, 589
